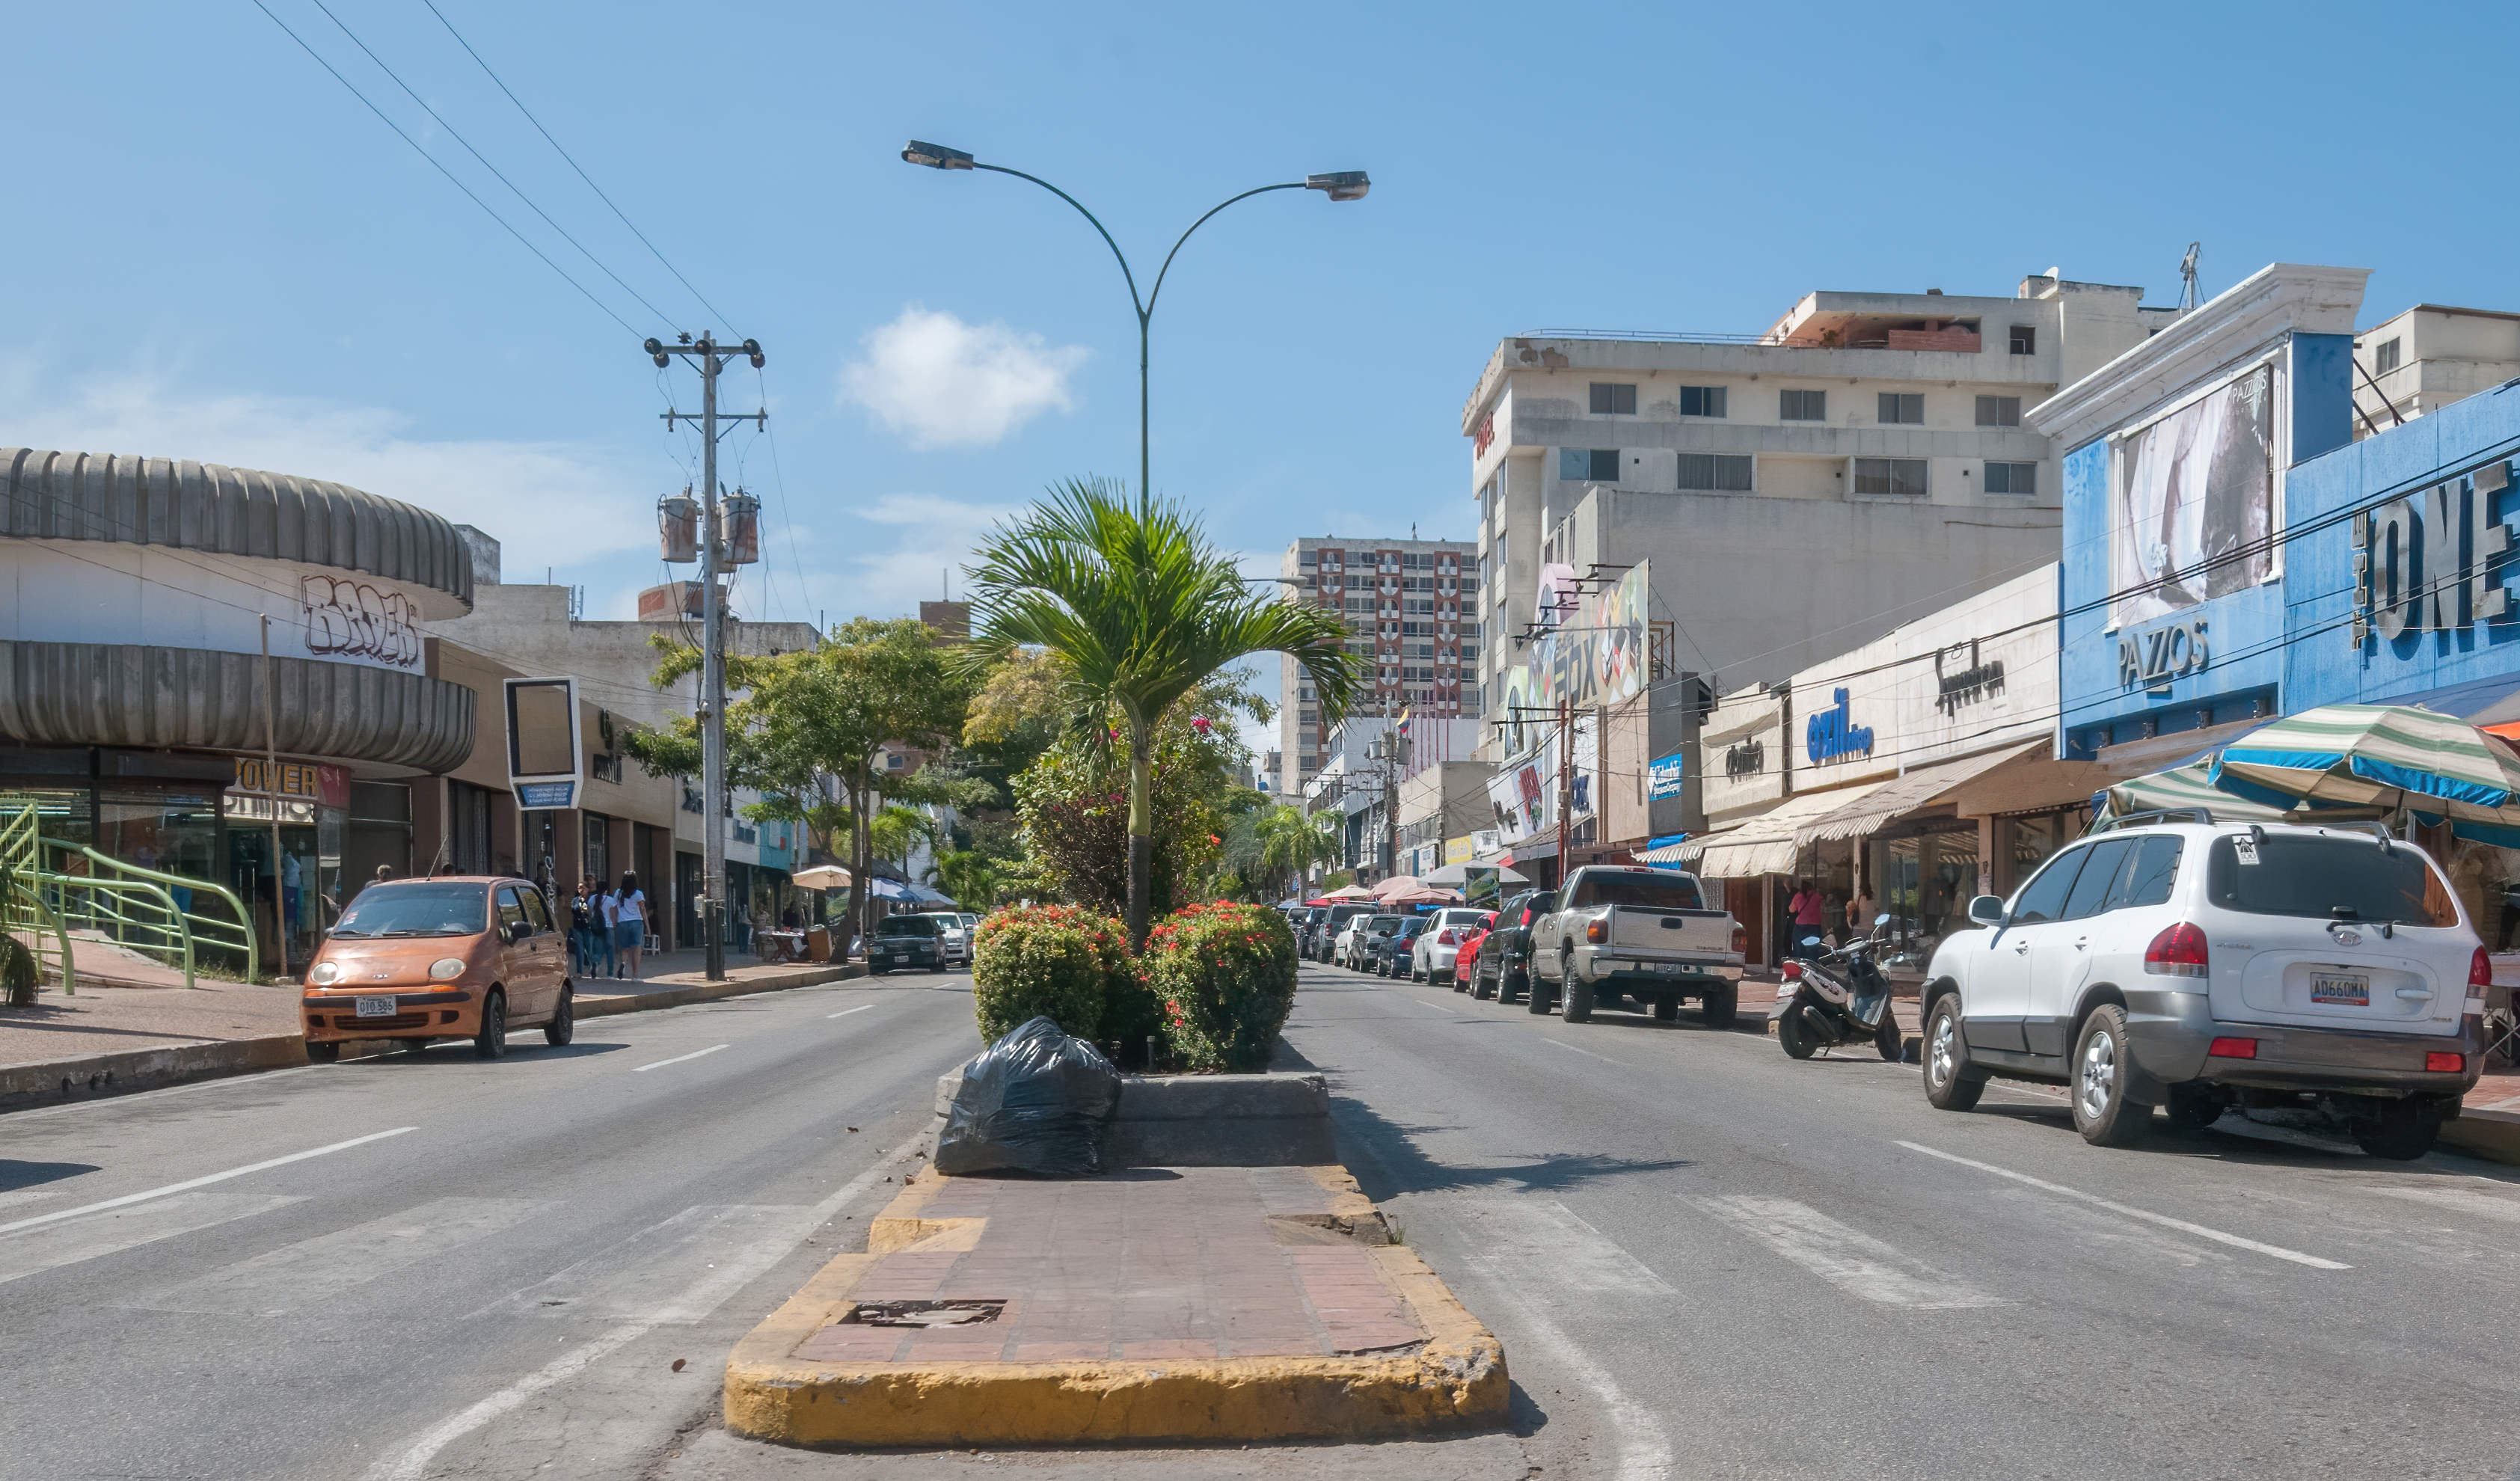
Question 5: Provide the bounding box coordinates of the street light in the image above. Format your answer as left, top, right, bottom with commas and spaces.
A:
900, 139, 1368, 503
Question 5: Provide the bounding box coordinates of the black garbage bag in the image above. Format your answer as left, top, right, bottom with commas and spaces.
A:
933, 1017, 1121, 1177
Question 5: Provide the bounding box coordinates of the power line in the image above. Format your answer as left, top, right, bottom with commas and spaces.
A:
420, 0, 738, 335
301, 0, 678, 328
246, 0, 643, 338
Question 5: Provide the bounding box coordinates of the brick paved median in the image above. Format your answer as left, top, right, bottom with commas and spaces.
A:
726, 1165, 1507, 1447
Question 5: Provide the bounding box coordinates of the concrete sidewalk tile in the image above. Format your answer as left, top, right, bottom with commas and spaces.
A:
1119, 1339, 1218, 1359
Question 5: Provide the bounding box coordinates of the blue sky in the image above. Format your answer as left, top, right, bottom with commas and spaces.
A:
8, 1, 2514, 723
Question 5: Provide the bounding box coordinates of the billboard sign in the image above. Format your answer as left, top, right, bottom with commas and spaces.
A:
1648, 751, 1687, 800
505, 676, 582, 811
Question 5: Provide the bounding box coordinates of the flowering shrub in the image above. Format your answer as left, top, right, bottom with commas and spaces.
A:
1143, 901, 1299, 1073
969, 904, 1133, 1044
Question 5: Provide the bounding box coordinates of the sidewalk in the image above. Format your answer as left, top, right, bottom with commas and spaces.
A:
0, 952, 872, 1110
725, 1164, 1505, 1447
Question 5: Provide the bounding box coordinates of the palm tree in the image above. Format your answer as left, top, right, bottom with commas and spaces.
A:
965, 478, 1364, 946
1252, 803, 1341, 902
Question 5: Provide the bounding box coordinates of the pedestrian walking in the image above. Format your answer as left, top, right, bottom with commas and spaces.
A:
569, 881, 597, 977
1847, 884, 1877, 939
1788, 879, 1827, 960
593, 877, 620, 979
614, 871, 649, 981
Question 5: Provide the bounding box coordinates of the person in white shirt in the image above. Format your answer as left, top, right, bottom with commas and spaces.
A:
596, 881, 620, 978
613, 871, 649, 981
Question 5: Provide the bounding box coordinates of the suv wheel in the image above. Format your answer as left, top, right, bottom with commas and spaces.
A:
1700, 984, 1738, 1030
1922, 996, 1984, 1111
2354, 1098, 2444, 1161
1558, 950, 1594, 1022
2070, 1005, 2149, 1147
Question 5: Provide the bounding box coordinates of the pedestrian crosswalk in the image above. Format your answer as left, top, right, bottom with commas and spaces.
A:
129, 1197, 555, 1315
0, 1192, 304, 1287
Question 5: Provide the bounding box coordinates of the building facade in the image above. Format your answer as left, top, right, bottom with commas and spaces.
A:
1275, 535, 1479, 799
1462, 275, 2183, 758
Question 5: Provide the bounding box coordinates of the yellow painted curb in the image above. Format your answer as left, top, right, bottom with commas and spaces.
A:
724, 1168, 1508, 1448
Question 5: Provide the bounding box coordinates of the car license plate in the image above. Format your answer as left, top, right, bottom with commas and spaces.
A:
1655, 962, 1681, 973
355, 996, 398, 1018
2311, 972, 2370, 1006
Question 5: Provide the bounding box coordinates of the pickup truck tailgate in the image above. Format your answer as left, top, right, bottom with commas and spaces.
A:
1611, 907, 1732, 956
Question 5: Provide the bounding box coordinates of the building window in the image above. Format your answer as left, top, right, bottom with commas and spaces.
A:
2375, 337, 2402, 375
1854, 458, 1928, 496
1589, 382, 1637, 415
1676, 453, 1755, 492
1877, 393, 1924, 425
1984, 462, 2038, 494
2009, 325, 2036, 355
1779, 388, 1826, 421
1975, 395, 2022, 427
1299, 551, 1316, 566
1680, 385, 1728, 418
1560, 447, 1620, 482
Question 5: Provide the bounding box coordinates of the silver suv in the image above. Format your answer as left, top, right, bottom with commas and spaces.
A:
1919, 813, 2487, 1159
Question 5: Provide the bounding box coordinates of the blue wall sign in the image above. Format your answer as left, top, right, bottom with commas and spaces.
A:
1648, 751, 1687, 800
1805, 688, 1874, 764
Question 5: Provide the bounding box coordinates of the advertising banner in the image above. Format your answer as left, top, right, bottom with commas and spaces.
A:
1493, 561, 1652, 758
2112, 367, 2273, 627
505, 676, 583, 810
1649, 751, 1687, 800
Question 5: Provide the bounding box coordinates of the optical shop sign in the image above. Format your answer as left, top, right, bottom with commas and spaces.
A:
224, 759, 351, 823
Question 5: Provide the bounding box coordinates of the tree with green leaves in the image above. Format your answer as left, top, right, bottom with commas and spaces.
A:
1244, 803, 1343, 903
622, 617, 975, 959
963, 478, 1361, 946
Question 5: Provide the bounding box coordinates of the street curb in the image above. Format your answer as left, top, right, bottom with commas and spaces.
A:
2443, 1106, 2520, 1166
0, 962, 871, 1112
722, 1167, 1509, 1449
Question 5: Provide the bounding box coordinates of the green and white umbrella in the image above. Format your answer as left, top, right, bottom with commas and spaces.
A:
2100, 761, 2287, 825
2206, 703, 2520, 841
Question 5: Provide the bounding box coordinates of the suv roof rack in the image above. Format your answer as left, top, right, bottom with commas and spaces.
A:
2091, 807, 2218, 833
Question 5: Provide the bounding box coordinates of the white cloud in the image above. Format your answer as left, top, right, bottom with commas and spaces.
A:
0, 368, 654, 561
839, 306, 1088, 448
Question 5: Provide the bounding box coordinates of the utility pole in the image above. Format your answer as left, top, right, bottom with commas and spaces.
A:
1554, 698, 1574, 892
650, 333, 764, 983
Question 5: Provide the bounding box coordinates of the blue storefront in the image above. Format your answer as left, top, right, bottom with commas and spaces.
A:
2033, 261, 2520, 934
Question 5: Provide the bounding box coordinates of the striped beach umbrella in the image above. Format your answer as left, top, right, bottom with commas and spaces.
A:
2207, 704, 2520, 834
2100, 761, 2289, 824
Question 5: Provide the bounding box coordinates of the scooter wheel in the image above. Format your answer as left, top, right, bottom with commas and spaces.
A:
1777, 1005, 1820, 1059
1876, 1014, 1906, 1061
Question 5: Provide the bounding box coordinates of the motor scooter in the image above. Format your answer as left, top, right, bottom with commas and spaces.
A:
1773, 914, 1904, 1061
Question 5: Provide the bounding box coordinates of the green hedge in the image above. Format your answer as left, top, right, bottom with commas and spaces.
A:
1144, 902, 1299, 1073
969, 904, 1132, 1044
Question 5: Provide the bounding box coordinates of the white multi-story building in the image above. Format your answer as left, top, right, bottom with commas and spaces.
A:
2350, 304, 2520, 434
1274, 534, 1479, 798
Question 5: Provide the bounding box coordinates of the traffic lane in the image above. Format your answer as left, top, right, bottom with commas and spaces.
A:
0, 978, 978, 1481
1294, 966, 2520, 1480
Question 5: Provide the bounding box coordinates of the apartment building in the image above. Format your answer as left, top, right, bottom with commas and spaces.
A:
1464, 273, 2182, 797
2351, 304, 2520, 435
1274, 534, 1480, 798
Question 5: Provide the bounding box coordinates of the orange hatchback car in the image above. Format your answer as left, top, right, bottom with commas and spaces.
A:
301, 876, 575, 1061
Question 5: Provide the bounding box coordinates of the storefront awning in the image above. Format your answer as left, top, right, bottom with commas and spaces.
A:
2090, 717, 2268, 779
1681, 781, 1894, 878
1797, 741, 2047, 844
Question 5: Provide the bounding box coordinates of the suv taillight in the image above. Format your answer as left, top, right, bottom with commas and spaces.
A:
2144, 922, 2210, 978
1730, 925, 1748, 954
2471, 946, 2494, 990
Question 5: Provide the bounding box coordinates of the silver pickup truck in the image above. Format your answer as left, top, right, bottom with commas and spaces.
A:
1533, 865, 1747, 1026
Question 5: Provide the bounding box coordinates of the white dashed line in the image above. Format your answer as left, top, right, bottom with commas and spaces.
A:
1542, 1037, 1628, 1066
826, 1004, 876, 1020
1896, 1140, 2351, 1270
0, 1127, 417, 1236
630, 1044, 729, 1073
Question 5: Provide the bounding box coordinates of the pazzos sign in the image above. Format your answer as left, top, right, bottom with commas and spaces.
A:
1805, 688, 1874, 764
2117, 616, 2208, 689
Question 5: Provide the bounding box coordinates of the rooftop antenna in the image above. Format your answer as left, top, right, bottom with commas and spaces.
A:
2177, 242, 2202, 314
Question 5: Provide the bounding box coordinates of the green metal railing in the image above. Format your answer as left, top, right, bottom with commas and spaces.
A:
0, 803, 260, 993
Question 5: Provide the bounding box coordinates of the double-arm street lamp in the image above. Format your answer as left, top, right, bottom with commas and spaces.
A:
901, 140, 1367, 503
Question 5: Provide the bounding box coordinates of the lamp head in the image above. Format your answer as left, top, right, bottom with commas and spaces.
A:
902, 140, 975, 171
1305, 171, 1370, 202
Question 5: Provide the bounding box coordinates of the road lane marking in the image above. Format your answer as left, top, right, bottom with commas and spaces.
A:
1383, 991, 1453, 1014
130, 1197, 555, 1314
0, 1064, 329, 1123
0, 1127, 417, 1236
826, 1004, 876, 1019
370, 1155, 912, 1481
1896, 1140, 2352, 1270
1541, 1037, 1628, 1066
0, 1193, 303, 1285
1693, 1194, 2008, 1308
1462, 1200, 1676, 1296
630, 1043, 729, 1072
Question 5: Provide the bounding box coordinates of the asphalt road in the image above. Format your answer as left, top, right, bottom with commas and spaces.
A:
11, 959, 2520, 1481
